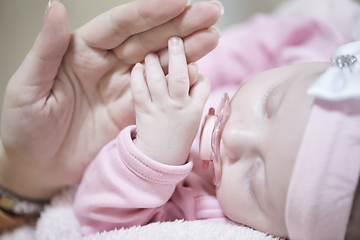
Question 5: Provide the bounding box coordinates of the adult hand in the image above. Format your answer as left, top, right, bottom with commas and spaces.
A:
0, 0, 222, 200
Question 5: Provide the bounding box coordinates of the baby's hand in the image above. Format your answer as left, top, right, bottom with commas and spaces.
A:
131, 37, 211, 165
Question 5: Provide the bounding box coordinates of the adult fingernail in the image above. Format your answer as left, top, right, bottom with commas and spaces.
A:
45, 0, 57, 20
210, 26, 222, 39
169, 37, 182, 46
187, 0, 191, 6
48, 0, 60, 9
210, 1, 225, 16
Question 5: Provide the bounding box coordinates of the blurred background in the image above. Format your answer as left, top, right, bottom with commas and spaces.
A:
0, 0, 358, 119
0, 0, 289, 119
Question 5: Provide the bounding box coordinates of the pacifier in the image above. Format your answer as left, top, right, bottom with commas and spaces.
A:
199, 93, 230, 186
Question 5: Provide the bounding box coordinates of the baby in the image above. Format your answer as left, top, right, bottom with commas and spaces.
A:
73, 33, 360, 238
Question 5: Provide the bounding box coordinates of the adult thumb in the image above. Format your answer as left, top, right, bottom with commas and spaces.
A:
7, 1, 70, 102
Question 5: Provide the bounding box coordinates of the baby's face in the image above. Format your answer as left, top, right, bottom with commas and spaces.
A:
215, 62, 330, 237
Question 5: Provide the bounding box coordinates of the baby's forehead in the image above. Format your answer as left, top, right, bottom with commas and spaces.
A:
231, 62, 330, 102
264, 62, 330, 80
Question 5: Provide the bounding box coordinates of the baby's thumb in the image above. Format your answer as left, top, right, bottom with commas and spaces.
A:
8, 1, 70, 102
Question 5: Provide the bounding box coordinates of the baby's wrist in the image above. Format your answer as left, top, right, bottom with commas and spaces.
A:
133, 138, 190, 166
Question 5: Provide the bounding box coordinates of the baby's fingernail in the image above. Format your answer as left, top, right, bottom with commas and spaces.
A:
169, 37, 182, 46
145, 53, 157, 61
187, 0, 191, 6
134, 62, 142, 68
190, 63, 200, 74
210, 26, 221, 39
210, 1, 224, 16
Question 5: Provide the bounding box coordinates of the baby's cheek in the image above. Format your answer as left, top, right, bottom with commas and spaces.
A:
216, 178, 237, 220
215, 164, 252, 225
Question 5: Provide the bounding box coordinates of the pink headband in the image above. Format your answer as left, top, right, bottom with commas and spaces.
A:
286, 41, 360, 239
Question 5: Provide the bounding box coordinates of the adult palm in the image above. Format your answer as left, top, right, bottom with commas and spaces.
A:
0, 0, 221, 199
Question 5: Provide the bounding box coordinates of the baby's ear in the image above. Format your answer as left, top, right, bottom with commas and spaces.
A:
188, 62, 200, 87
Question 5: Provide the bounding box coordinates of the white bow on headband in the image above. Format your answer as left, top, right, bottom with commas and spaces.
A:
307, 41, 360, 101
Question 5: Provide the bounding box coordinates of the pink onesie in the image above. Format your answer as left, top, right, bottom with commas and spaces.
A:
74, 12, 348, 236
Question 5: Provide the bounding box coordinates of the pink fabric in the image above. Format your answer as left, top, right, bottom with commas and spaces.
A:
286, 99, 360, 239
275, 0, 360, 41
74, 10, 351, 237
197, 13, 346, 89
74, 126, 227, 235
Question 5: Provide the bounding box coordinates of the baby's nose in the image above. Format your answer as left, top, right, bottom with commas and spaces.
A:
221, 121, 258, 161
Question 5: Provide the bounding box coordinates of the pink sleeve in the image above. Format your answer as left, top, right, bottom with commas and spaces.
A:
73, 126, 193, 236
197, 13, 346, 89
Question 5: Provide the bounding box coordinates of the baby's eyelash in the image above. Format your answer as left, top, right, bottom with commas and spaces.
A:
245, 162, 256, 196
246, 159, 262, 201
260, 83, 277, 116
245, 176, 253, 195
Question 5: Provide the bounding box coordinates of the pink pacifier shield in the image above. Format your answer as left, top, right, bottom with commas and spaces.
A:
199, 93, 230, 186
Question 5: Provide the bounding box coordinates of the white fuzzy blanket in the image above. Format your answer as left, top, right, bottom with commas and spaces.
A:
0, 187, 280, 240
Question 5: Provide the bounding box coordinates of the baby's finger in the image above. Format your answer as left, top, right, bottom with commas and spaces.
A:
167, 37, 189, 100
188, 63, 199, 87
158, 26, 220, 75
145, 53, 168, 102
131, 63, 151, 106
189, 74, 211, 106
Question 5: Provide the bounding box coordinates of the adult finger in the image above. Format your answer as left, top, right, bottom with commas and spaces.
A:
78, 0, 188, 50
113, 1, 223, 64
6, 1, 70, 103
